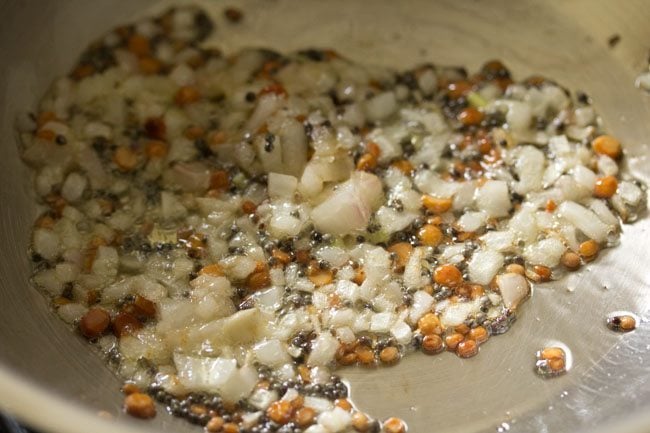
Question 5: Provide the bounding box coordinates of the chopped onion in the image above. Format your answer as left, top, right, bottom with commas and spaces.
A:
496, 273, 530, 310
475, 180, 511, 217
307, 332, 339, 366
311, 172, 382, 235
468, 249, 504, 285
268, 172, 298, 199
557, 201, 610, 242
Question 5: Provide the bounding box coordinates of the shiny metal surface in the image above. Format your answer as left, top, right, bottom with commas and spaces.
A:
0, 1, 648, 432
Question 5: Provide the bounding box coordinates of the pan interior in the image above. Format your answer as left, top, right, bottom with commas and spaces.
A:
0, 1, 648, 432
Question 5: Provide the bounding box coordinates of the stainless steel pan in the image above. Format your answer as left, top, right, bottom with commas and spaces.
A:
1, 1, 649, 432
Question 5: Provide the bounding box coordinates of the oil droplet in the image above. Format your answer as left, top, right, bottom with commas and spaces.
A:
606, 311, 638, 332
535, 341, 572, 378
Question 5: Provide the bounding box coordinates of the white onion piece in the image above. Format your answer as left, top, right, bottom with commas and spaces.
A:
390, 320, 413, 345
441, 302, 475, 327
311, 172, 382, 235
457, 211, 488, 232
376, 206, 417, 234
370, 312, 395, 333
307, 332, 339, 366
496, 273, 530, 310
403, 247, 425, 289
475, 180, 511, 217
318, 407, 352, 432
169, 161, 211, 192
514, 146, 545, 194
408, 290, 434, 324
364, 91, 397, 122
523, 237, 566, 267
468, 249, 504, 285
557, 201, 610, 242
32, 228, 61, 261
268, 172, 298, 199
253, 339, 291, 367
173, 354, 237, 392
480, 231, 515, 252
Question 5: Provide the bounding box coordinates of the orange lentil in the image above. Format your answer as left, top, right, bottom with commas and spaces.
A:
133, 295, 156, 318
138, 56, 162, 75
267, 400, 292, 425
355, 345, 375, 365
356, 153, 377, 171
456, 339, 479, 358
79, 307, 111, 339
591, 135, 622, 159
337, 352, 358, 366
295, 249, 311, 265
127, 34, 150, 57
260, 82, 287, 97
124, 392, 156, 419
387, 242, 413, 271
468, 326, 489, 344
222, 423, 239, 433
421, 334, 444, 354
366, 141, 381, 158
352, 412, 371, 432
445, 333, 465, 351
144, 140, 168, 158
418, 313, 443, 335
113, 146, 139, 171
545, 199, 557, 212
548, 357, 565, 372
379, 346, 400, 364
561, 251, 581, 270
246, 268, 271, 291
241, 200, 257, 214
209, 130, 228, 146
477, 137, 492, 155
206, 416, 225, 432
391, 159, 414, 175
272, 249, 291, 265
593, 175, 618, 198
35, 128, 56, 141
174, 85, 201, 106
418, 224, 443, 247
335, 399, 353, 411
578, 239, 600, 258
533, 265, 552, 281
71, 64, 95, 80
294, 407, 316, 427
469, 284, 485, 299
307, 261, 334, 287
199, 263, 225, 277
505, 263, 525, 275
352, 267, 366, 285
458, 107, 484, 126
447, 80, 472, 99
121, 382, 140, 395
383, 417, 407, 433
210, 170, 229, 190
540, 347, 565, 360
433, 264, 463, 286
184, 125, 204, 140
36, 111, 57, 128
421, 195, 453, 214
112, 312, 142, 338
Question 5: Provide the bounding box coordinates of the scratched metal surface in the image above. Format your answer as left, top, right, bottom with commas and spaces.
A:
0, 1, 648, 433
